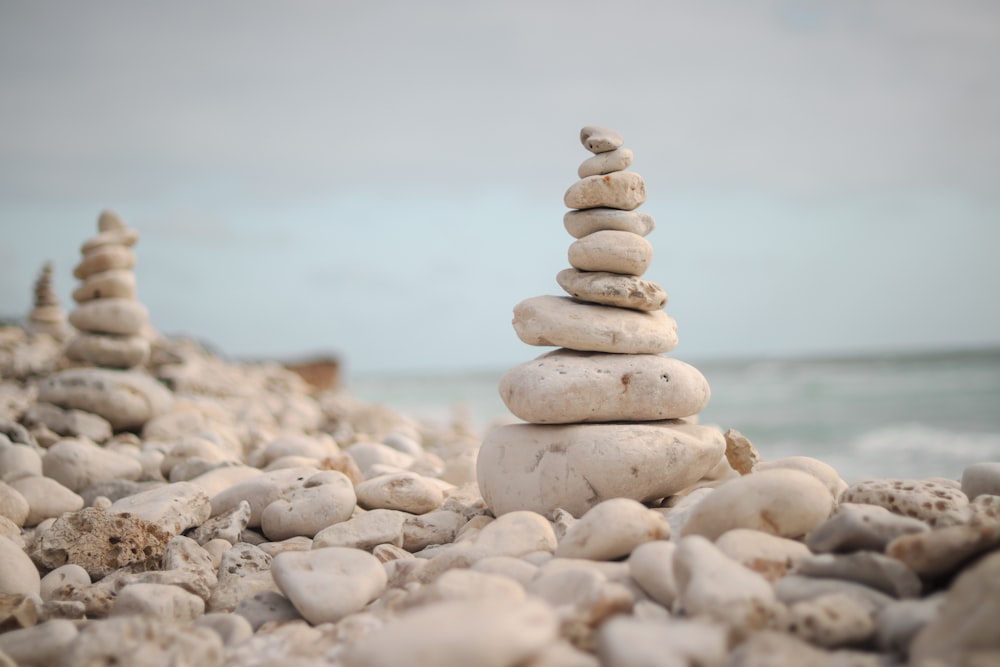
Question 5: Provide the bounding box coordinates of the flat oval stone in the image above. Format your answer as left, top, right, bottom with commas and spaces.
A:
73, 245, 135, 280
65, 330, 152, 368
555, 498, 669, 561
112, 582, 205, 622
628, 541, 678, 607
556, 269, 667, 311
580, 125, 624, 153
271, 547, 387, 624
0, 482, 29, 527
681, 469, 834, 540
42, 438, 143, 492
69, 298, 148, 336
72, 270, 136, 303
512, 296, 676, 354
715, 529, 811, 582
477, 421, 725, 517
8, 476, 84, 526
312, 508, 408, 551
568, 230, 652, 276
499, 350, 707, 424
0, 535, 40, 595
260, 470, 357, 541
578, 147, 633, 178
564, 172, 646, 211
37, 368, 173, 432
81, 228, 139, 254
355, 472, 443, 514
564, 208, 655, 238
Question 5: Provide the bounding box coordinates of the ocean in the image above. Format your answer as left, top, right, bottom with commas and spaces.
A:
348, 348, 1000, 485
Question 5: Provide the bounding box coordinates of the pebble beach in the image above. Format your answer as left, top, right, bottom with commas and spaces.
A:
1, 127, 999, 667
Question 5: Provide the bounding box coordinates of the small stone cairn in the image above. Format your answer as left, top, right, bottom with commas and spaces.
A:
24, 261, 69, 340
477, 126, 726, 517
65, 210, 150, 370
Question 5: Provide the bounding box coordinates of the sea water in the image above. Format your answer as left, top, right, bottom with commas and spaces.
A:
348, 348, 1000, 484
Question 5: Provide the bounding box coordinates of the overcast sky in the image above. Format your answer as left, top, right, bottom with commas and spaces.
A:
1, 1, 998, 375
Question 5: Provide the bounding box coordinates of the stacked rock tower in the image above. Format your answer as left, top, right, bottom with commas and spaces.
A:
24, 261, 69, 339
477, 126, 726, 518
65, 210, 151, 369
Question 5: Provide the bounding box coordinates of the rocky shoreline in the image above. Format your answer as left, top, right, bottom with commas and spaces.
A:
1, 129, 998, 665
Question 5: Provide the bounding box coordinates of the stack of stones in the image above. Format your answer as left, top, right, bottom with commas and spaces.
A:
24, 261, 69, 340
477, 126, 725, 518
65, 210, 151, 370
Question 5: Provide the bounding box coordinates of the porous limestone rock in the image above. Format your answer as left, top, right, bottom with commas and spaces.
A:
840, 478, 969, 527
564, 171, 647, 211
556, 269, 667, 311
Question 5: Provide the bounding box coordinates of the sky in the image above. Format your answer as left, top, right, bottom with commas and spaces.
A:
1, 1, 998, 376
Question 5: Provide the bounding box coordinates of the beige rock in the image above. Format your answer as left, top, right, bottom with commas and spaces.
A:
715, 528, 812, 582
271, 547, 387, 624
477, 421, 725, 518
63, 614, 223, 666
402, 509, 464, 552
0, 618, 78, 666
840, 477, 969, 527
356, 471, 443, 515
961, 461, 1000, 499
786, 593, 876, 648
805, 502, 930, 554
578, 146, 633, 178
512, 296, 677, 354
565, 172, 646, 211
627, 540, 678, 608
80, 228, 139, 254
755, 456, 847, 499
72, 245, 135, 280
580, 125, 624, 153
568, 230, 653, 275
109, 481, 211, 535
8, 476, 83, 526
39, 563, 90, 600
313, 508, 408, 551
69, 298, 148, 336
597, 617, 728, 667
112, 582, 205, 621
0, 536, 40, 595
681, 469, 834, 540
499, 350, 707, 424
37, 368, 173, 432
556, 269, 666, 312
724, 428, 759, 475
209, 466, 320, 527
0, 443, 42, 482
796, 551, 922, 598
65, 333, 150, 369
72, 270, 136, 303
564, 208, 655, 238
0, 483, 28, 527
97, 209, 127, 232
886, 522, 1000, 577
555, 498, 669, 561
260, 470, 356, 540
42, 438, 143, 492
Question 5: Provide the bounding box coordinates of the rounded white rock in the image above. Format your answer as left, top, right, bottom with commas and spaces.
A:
37, 368, 173, 432
512, 296, 677, 354
72, 270, 136, 303
628, 540, 678, 608
555, 498, 669, 561
69, 298, 148, 336
565, 172, 647, 211
556, 269, 667, 311
42, 438, 144, 492
8, 475, 84, 526
65, 333, 150, 369
568, 230, 653, 276
73, 245, 135, 280
0, 535, 40, 595
477, 421, 725, 517
578, 147, 633, 178
355, 471, 444, 514
0, 482, 29, 527
260, 470, 356, 541
500, 349, 708, 424
271, 546, 387, 624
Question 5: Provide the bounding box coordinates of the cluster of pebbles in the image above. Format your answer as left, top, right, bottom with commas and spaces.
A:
0, 134, 998, 667
477, 125, 724, 518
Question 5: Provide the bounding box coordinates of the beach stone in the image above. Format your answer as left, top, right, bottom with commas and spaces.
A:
160, 436, 238, 476
39, 564, 90, 601
627, 540, 677, 608
63, 614, 223, 667
271, 546, 386, 624
345, 441, 416, 476
885, 521, 1000, 577
72, 269, 136, 303
112, 582, 205, 621
0, 536, 40, 595
42, 439, 143, 492
22, 402, 113, 443
474, 510, 558, 557
313, 508, 408, 550
578, 147, 633, 178
8, 476, 83, 527
840, 477, 969, 527
527, 566, 633, 630
356, 471, 442, 514
68, 298, 147, 336
190, 500, 251, 545
260, 470, 356, 540
565, 172, 647, 211
681, 469, 834, 540
0, 618, 78, 666
31, 506, 172, 579
512, 296, 676, 354
193, 612, 254, 647
248, 433, 339, 469
555, 498, 668, 561
568, 230, 653, 275
405, 568, 526, 610
37, 368, 173, 432
674, 535, 778, 630
108, 481, 210, 535
97, 209, 126, 232
478, 421, 724, 517
0, 443, 42, 482
471, 556, 539, 588
805, 502, 930, 553
187, 464, 261, 497
795, 552, 923, 598
875, 594, 945, 654
580, 125, 624, 153
715, 528, 812, 582
556, 269, 667, 312
65, 333, 150, 369
80, 227, 138, 253
786, 592, 876, 648
754, 455, 847, 499
342, 598, 559, 667
774, 575, 894, 613
0, 483, 28, 527
234, 590, 301, 629
210, 466, 319, 527
72, 245, 135, 280
402, 509, 464, 552
962, 461, 1000, 499
909, 550, 1000, 666
564, 208, 656, 238
596, 617, 728, 667
499, 350, 708, 424
207, 543, 276, 613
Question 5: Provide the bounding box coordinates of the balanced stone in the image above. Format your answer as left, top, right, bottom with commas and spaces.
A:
564, 208, 656, 238
73, 245, 136, 280
580, 125, 624, 153
499, 349, 708, 423
37, 368, 174, 431
81, 228, 139, 254
72, 270, 136, 303
512, 296, 677, 354
564, 172, 647, 211
556, 269, 667, 311
578, 147, 633, 178
65, 333, 150, 369
69, 298, 148, 336
25, 262, 69, 339
476, 421, 725, 517
568, 230, 653, 276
